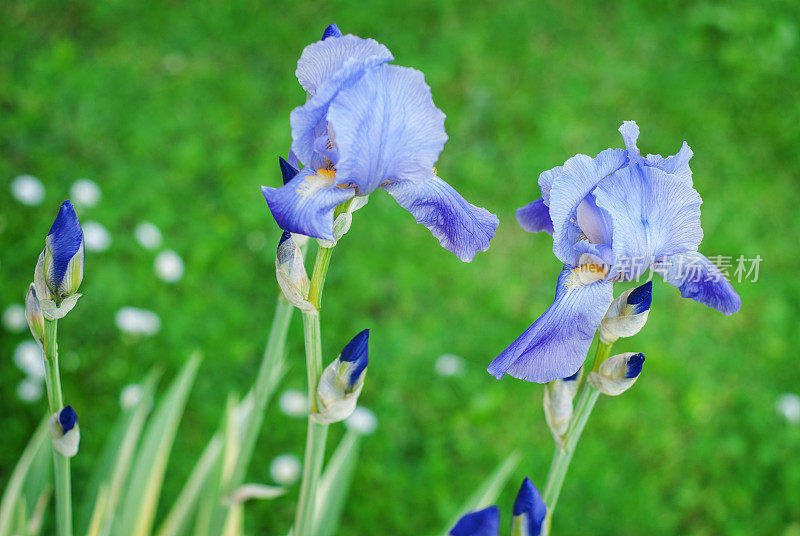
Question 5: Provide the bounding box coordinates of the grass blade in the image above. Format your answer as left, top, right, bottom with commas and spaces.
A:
312, 430, 362, 536
0, 418, 49, 536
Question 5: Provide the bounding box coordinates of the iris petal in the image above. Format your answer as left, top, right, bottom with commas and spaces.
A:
449, 506, 500, 536
46, 200, 84, 289
488, 267, 614, 383
516, 198, 553, 234
327, 64, 449, 195
594, 165, 703, 280
645, 141, 693, 186
653, 252, 741, 315
261, 168, 355, 240
382, 174, 498, 262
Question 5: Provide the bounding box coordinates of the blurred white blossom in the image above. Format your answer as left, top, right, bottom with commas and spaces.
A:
2, 304, 27, 332
776, 393, 800, 425
134, 222, 163, 250
155, 250, 184, 283
11, 175, 45, 206
115, 307, 161, 336
70, 179, 102, 207
83, 221, 112, 252
120, 383, 145, 410
17, 378, 43, 403
14, 340, 45, 379
279, 389, 309, 418
270, 454, 301, 486
435, 353, 466, 377
345, 406, 378, 435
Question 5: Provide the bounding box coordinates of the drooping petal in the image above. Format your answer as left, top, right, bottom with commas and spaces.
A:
548, 148, 627, 265
262, 168, 355, 240
511, 478, 547, 536
516, 198, 553, 234
290, 55, 390, 168
327, 64, 449, 194
594, 165, 703, 280
449, 506, 500, 536
296, 34, 393, 96
653, 252, 741, 315
382, 175, 498, 262
488, 266, 614, 383
645, 141, 693, 186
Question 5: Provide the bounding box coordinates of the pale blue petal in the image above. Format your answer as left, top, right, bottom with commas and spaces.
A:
488, 267, 614, 383
653, 252, 741, 315
261, 168, 355, 240
618, 120, 642, 162
382, 175, 498, 262
594, 165, 703, 280
538, 166, 562, 206
450, 506, 500, 536
516, 198, 553, 234
548, 148, 627, 265
645, 141, 693, 186
328, 64, 449, 194
296, 34, 393, 95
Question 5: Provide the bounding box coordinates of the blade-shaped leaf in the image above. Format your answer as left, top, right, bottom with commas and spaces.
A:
312, 430, 362, 536
0, 418, 49, 536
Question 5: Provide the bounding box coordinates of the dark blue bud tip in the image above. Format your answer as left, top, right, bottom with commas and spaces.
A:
341, 329, 369, 384
322, 23, 342, 40
278, 156, 299, 185
625, 353, 645, 379
563, 368, 581, 382
59, 405, 78, 432
49, 200, 83, 238
449, 505, 500, 536
627, 281, 652, 314
278, 230, 292, 249
513, 477, 547, 533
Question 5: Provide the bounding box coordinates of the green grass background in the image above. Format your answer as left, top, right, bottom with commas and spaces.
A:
2, 0, 800, 534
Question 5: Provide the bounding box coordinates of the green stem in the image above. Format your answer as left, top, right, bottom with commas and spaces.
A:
43, 319, 73, 536
293, 245, 335, 536
541, 340, 612, 535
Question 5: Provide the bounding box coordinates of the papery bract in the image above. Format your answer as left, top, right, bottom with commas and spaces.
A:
589, 352, 645, 396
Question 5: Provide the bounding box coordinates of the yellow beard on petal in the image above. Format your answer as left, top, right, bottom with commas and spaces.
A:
567, 262, 609, 288
296, 169, 336, 197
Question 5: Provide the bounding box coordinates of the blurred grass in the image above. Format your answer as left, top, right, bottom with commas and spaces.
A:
1, 0, 799, 534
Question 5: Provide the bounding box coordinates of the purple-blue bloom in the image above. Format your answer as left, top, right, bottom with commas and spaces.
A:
450, 478, 546, 536
262, 25, 499, 262
489, 121, 741, 383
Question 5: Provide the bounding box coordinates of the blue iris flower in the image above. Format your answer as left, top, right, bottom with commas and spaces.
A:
261, 24, 499, 262
489, 121, 741, 383
450, 478, 546, 536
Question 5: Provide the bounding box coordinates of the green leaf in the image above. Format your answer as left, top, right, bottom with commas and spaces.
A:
115, 353, 201, 536
0, 418, 49, 536
312, 430, 362, 536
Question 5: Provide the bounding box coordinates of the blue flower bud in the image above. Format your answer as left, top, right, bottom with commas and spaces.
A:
589, 352, 646, 396
322, 23, 343, 40
511, 477, 547, 536
49, 405, 80, 457
312, 329, 370, 424
34, 201, 84, 319
275, 232, 315, 313
449, 506, 500, 536
544, 369, 580, 449
25, 283, 44, 347
599, 282, 652, 343
279, 156, 299, 186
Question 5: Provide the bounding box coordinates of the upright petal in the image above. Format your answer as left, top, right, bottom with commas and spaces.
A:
653, 252, 741, 315
449, 506, 500, 536
618, 120, 642, 163
382, 175, 498, 262
327, 64, 449, 194
296, 34, 393, 95
262, 168, 355, 240
645, 141, 693, 186
488, 267, 614, 383
594, 165, 703, 280
548, 148, 627, 265
516, 198, 553, 234
538, 165, 562, 206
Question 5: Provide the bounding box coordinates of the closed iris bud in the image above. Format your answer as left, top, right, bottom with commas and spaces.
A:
275, 231, 315, 313
25, 283, 44, 347
598, 281, 652, 344
543, 368, 580, 449
589, 352, 645, 396
312, 329, 369, 424
49, 405, 80, 457
511, 477, 547, 536
316, 196, 369, 249
449, 506, 500, 536
34, 200, 84, 320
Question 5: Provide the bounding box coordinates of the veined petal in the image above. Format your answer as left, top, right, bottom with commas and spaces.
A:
538, 166, 562, 206
382, 175, 498, 262
296, 34, 393, 96
322, 23, 343, 40
618, 120, 642, 163
261, 168, 355, 240
449, 506, 500, 536
328, 64, 449, 194
488, 267, 614, 383
290, 55, 390, 167
594, 165, 703, 280
645, 141, 693, 186
653, 252, 741, 315
516, 198, 553, 234
548, 148, 627, 265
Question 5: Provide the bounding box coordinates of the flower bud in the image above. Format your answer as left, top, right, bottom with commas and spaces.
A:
449, 506, 499, 536
25, 283, 44, 347
316, 196, 369, 248
275, 231, 316, 313
312, 329, 369, 424
598, 281, 652, 343
543, 369, 580, 449
589, 352, 645, 396
511, 477, 547, 536
49, 405, 80, 457
34, 201, 84, 320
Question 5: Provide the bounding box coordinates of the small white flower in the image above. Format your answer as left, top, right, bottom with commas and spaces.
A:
17, 378, 43, 403
69, 179, 101, 207
83, 221, 112, 252
120, 383, 145, 410
115, 307, 161, 336
776, 393, 800, 425
155, 250, 184, 283
279, 389, 309, 418
434, 353, 466, 377
345, 406, 378, 435
134, 222, 163, 250
270, 454, 301, 486
11, 174, 45, 206
14, 340, 45, 379
2, 304, 27, 332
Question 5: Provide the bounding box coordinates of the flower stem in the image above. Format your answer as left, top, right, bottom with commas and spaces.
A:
43, 318, 72, 536
293, 244, 335, 536
541, 340, 612, 535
